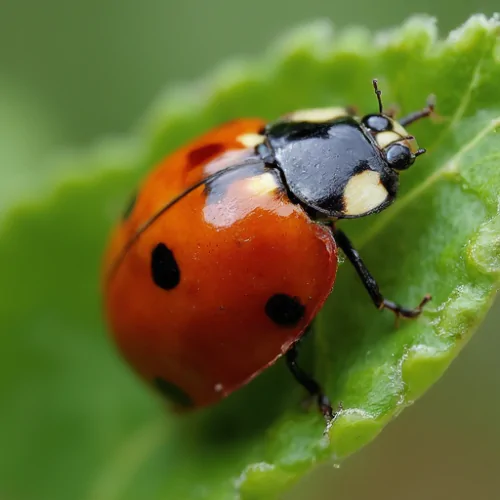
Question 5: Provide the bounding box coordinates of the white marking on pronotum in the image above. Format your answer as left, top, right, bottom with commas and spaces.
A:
376, 130, 401, 149
343, 170, 388, 216
286, 107, 349, 123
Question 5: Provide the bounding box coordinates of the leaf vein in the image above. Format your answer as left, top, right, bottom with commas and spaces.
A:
427, 41, 489, 152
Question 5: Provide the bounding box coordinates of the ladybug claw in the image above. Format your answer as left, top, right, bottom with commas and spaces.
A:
318, 393, 334, 422
318, 395, 345, 425
383, 293, 432, 326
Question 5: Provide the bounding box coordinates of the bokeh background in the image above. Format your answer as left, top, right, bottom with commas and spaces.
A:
1, 1, 499, 499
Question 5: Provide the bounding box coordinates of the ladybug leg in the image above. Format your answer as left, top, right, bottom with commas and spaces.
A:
399, 95, 436, 127
333, 227, 431, 320
285, 345, 336, 422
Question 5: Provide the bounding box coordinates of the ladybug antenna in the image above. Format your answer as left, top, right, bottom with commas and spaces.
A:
372, 79, 384, 114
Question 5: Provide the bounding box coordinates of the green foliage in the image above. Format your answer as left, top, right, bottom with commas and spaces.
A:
1, 15, 499, 500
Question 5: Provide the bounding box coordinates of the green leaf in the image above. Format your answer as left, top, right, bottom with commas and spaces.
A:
1, 15, 500, 500
0, 77, 63, 217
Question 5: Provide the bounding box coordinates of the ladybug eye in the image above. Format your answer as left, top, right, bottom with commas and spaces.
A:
362, 114, 391, 132
386, 143, 414, 171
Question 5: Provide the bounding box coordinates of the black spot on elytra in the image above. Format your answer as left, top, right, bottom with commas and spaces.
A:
122, 191, 137, 219
265, 294, 305, 327
154, 377, 193, 407
187, 143, 225, 168
151, 243, 180, 290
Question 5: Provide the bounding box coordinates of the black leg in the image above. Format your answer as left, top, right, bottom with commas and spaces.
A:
285, 344, 335, 422
333, 227, 431, 319
399, 95, 436, 127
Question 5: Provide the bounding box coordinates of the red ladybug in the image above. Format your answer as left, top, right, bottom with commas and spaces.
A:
102, 81, 433, 420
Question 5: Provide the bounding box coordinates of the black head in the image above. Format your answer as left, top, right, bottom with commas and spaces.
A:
261, 80, 429, 219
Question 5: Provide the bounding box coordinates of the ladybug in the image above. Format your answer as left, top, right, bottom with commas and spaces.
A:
103, 80, 434, 420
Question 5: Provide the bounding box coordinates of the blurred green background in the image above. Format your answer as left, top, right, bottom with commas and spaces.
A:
1, 1, 499, 499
